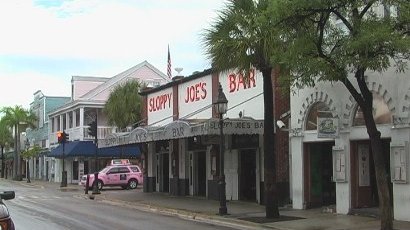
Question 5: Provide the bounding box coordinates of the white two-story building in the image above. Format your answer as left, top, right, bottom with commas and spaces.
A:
48, 61, 169, 184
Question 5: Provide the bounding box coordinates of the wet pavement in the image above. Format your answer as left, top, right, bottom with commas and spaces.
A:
6, 179, 410, 230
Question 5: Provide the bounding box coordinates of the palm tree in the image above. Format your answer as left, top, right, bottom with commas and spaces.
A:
21, 145, 42, 183
1, 106, 37, 180
0, 117, 13, 178
202, 0, 280, 218
104, 79, 143, 131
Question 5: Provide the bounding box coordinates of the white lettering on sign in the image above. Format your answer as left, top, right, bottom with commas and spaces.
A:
149, 93, 172, 112
184, 82, 207, 103
228, 69, 256, 93
172, 127, 185, 137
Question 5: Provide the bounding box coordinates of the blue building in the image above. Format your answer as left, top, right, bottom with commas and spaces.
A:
25, 90, 70, 181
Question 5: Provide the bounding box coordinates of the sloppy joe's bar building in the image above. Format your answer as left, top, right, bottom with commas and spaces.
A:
101, 68, 290, 204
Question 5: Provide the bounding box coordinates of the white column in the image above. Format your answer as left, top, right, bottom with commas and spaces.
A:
59, 115, 63, 131
72, 110, 77, 127
179, 139, 187, 178
391, 126, 410, 221
31, 158, 36, 179
335, 133, 351, 214
291, 136, 304, 209
80, 107, 84, 140
225, 136, 239, 201
42, 156, 46, 180
65, 113, 69, 130
147, 143, 155, 177
55, 159, 62, 182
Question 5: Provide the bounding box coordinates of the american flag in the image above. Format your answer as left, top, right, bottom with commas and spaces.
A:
167, 45, 172, 78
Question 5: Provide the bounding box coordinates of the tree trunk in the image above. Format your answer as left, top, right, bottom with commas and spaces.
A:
262, 67, 279, 218
13, 124, 18, 180
371, 134, 393, 230
344, 72, 393, 230
16, 125, 22, 181
1, 146, 4, 178
27, 159, 31, 183
361, 103, 393, 230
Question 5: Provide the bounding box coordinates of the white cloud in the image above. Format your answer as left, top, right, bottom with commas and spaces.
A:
0, 0, 225, 108
0, 0, 223, 61
0, 70, 71, 108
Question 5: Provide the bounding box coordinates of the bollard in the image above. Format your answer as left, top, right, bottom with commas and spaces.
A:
85, 174, 90, 194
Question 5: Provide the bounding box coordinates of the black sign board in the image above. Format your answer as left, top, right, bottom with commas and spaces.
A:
232, 134, 259, 149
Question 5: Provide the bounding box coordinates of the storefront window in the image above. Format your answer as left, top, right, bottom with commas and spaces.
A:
306, 102, 332, 130
353, 92, 392, 126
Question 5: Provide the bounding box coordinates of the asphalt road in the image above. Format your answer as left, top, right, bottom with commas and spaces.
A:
1, 180, 235, 230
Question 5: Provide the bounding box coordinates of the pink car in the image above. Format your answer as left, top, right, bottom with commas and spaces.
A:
80, 160, 143, 190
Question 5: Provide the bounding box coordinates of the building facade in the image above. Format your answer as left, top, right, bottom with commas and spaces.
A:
101, 68, 290, 204
289, 67, 410, 221
25, 90, 71, 181
48, 61, 169, 184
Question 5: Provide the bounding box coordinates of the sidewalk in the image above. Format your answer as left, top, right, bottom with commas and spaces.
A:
11, 180, 410, 230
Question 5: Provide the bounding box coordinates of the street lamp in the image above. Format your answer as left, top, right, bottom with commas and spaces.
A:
213, 83, 228, 215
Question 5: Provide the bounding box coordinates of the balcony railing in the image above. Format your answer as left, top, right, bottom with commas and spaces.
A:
49, 126, 115, 145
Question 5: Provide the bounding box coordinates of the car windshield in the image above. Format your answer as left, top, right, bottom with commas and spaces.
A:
100, 167, 110, 173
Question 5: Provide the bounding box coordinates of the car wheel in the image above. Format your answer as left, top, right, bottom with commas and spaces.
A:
97, 180, 104, 190
128, 179, 138, 189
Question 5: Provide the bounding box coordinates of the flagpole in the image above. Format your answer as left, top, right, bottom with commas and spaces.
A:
167, 45, 172, 79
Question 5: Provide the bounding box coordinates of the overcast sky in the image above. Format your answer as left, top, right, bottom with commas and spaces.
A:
0, 0, 225, 108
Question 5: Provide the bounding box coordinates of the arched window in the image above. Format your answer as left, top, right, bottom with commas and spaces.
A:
353, 92, 392, 126
306, 102, 332, 130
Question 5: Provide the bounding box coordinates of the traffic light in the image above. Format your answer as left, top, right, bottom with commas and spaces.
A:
57, 131, 63, 143
88, 120, 97, 137
57, 131, 69, 144
63, 131, 69, 143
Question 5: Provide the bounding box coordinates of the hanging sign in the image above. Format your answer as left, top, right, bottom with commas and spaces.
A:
317, 117, 339, 138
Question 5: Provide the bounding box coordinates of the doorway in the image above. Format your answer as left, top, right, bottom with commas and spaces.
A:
84, 160, 89, 175
46, 162, 49, 181
156, 153, 169, 193
73, 161, 79, 181
239, 149, 256, 201
304, 142, 336, 208
189, 151, 207, 196
351, 139, 392, 209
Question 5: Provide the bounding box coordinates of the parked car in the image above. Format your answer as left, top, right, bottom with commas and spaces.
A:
0, 191, 15, 230
80, 160, 143, 190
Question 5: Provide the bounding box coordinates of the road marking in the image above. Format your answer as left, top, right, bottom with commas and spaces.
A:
15, 195, 63, 200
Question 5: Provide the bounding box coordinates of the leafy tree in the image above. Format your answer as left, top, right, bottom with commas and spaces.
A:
269, 0, 409, 229
21, 145, 42, 183
202, 0, 281, 218
1, 106, 37, 180
104, 79, 143, 131
0, 117, 13, 178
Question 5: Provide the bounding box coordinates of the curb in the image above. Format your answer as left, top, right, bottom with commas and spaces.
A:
58, 187, 81, 192
84, 194, 279, 230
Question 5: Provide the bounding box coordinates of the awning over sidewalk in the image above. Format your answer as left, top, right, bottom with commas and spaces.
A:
100, 118, 264, 148
49, 141, 96, 158
98, 144, 141, 158
49, 141, 141, 158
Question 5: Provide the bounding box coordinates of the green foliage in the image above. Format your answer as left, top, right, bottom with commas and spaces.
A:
267, 1, 408, 228
21, 145, 42, 159
104, 79, 143, 130
0, 117, 13, 150
202, 0, 279, 74
1, 105, 38, 132
268, 0, 410, 89
202, 0, 281, 218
